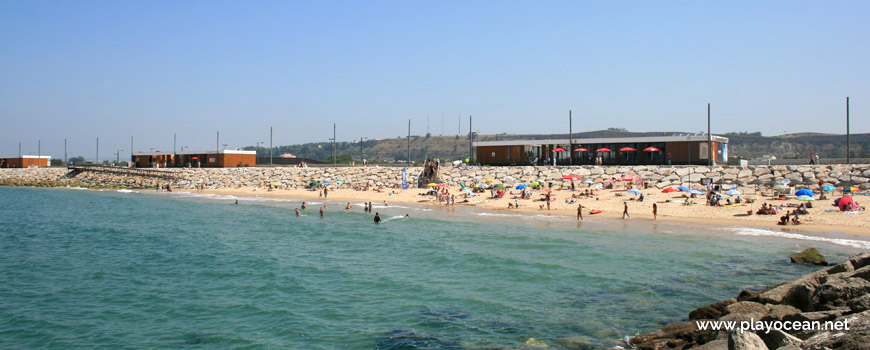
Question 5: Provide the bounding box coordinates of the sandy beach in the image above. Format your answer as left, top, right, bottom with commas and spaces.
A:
201, 184, 870, 237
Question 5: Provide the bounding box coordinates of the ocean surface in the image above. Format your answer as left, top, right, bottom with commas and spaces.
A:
1, 186, 867, 349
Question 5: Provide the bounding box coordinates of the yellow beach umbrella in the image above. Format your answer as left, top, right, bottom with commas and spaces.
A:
486, 178, 494, 182
428, 183, 437, 187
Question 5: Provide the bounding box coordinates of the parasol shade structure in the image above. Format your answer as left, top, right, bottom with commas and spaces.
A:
596, 148, 613, 152
494, 184, 506, 189
822, 185, 836, 191
573, 148, 591, 152
561, 174, 582, 180
436, 183, 448, 187
662, 187, 678, 193
516, 184, 528, 190
619, 147, 637, 152
643, 147, 661, 152
724, 189, 741, 196
627, 188, 643, 196
678, 186, 690, 192
796, 195, 815, 201
619, 175, 641, 182
688, 190, 704, 195
844, 186, 861, 192
308, 181, 319, 187
553, 147, 568, 152
428, 183, 437, 187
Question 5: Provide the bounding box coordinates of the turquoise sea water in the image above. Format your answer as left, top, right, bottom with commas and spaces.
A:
0, 186, 867, 349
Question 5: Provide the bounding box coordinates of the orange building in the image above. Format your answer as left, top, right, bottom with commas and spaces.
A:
0, 155, 51, 168
132, 150, 256, 168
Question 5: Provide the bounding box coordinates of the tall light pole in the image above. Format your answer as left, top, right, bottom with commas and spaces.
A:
360, 137, 367, 164
173, 132, 177, 155
269, 126, 273, 167
333, 123, 337, 166
468, 115, 473, 164
407, 119, 411, 165
64, 138, 67, 163
131, 136, 134, 164
707, 103, 712, 166
37, 140, 41, 167
569, 110, 573, 166
96, 137, 99, 165
846, 97, 850, 164
116, 149, 124, 164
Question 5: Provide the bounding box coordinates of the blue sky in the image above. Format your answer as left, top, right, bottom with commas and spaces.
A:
1, 1, 868, 160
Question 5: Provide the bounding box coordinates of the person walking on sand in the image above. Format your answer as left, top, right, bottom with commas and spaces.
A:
374, 212, 381, 224
577, 204, 583, 221
295, 208, 301, 217
623, 202, 630, 219
652, 203, 657, 220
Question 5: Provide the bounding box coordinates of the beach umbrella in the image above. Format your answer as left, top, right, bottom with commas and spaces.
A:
434, 179, 446, 183
844, 186, 860, 192
662, 187, 678, 193
627, 188, 642, 196
336, 180, 344, 184
619, 175, 641, 182
271, 182, 279, 187
308, 181, 318, 187
463, 189, 474, 195
553, 147, 568, 152
795, 189, 814, 197
573, 148, 591, 152
561, 174, 582, 180
619, 147, 637, 152
321, 181, 329, 184
494, 184, 506, 189
596, 148, 613, 152
678, 186, 690, 192
583, 179, 595, 184
725, 189, 741, 196
643, 146, 661, 152
428, 183, 437, 187
781, 180, 791, 185
688, 190, 704, 195
839, 196, 854, 210
486, 178, 495, 182
796, 195, 815, 201
436, 183, 448, 187
822, 185, 836, 191
516, 184, 528, 190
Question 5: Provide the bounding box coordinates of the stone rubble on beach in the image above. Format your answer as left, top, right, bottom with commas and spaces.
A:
2, 164, 870, 192
629, 252, 870, 350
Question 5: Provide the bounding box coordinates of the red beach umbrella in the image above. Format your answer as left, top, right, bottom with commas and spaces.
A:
643, 146, 661, 152
561, 174, 582, 180
573, 148, 591, 152
662, 187, 678, 193
619, 147, 637, 152
553, 147, 568, 152
619, 175, 641, 182
596, 148, 613, 152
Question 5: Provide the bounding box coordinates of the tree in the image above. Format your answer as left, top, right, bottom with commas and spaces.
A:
69, 156, 85, 165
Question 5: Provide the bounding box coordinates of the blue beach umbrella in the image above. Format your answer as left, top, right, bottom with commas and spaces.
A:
627, 188, 642, 196
688, 190, 704, 195
678, 186, 690, 192
516, 184, 528, 190
321, 181, 329, 184
795, 189, 814, 197
796, 195, 815, 201
822, 185, 836, 192
463, 189, 474, 195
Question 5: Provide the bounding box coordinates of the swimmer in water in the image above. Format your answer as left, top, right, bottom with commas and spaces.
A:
405, 214, 409, 218
346, 203, 351, 210
234, 200, 238, 205
320, 206, 325, 217
295, 208, 301, 217
374, 212, 381, 224
301, 202, 307, 210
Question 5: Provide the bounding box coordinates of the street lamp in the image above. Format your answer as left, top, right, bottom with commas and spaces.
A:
181, 146, 188, 152
222, 143, 228, 150
360, 137, 367, 166
115, 149, 125, 165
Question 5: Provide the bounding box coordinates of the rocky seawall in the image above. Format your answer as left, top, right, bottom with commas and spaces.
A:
630, 252, 870, 350
2, 164, 869, 191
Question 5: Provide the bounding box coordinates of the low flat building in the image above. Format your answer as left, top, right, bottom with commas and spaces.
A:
0, 155, 51, 168
132, 150, 256, 168
474, 134, 728, 166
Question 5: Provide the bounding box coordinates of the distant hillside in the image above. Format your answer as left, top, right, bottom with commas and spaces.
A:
244, 130, 870, 163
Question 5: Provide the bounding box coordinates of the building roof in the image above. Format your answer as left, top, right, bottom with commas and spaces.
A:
132, 150, 255, 156
0, 155, 52, 159
473, 134, 728, 147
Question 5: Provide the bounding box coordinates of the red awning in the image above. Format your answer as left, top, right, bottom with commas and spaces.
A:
552, 147, 568, 152
619, 147, 637, 151
596, 148, 613, 152
643, 147, 661, 152
191, 157, 199, 160
573, 148, 591, 152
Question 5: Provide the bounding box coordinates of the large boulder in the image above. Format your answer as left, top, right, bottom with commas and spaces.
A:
727, 331, 768, 350
630, 321, 717, 349
691, 299, 738, 320
812, 277, 870, 311
790, 248, 827, 266
757, 329, 802, 350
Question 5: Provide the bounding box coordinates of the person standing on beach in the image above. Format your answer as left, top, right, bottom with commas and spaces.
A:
623, 202, 630, 219
374, 212, 381, 224
577, 204, 583, 221
652, 203, 657, 219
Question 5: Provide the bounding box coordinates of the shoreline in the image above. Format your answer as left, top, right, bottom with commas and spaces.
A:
192, 185, 870, 238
